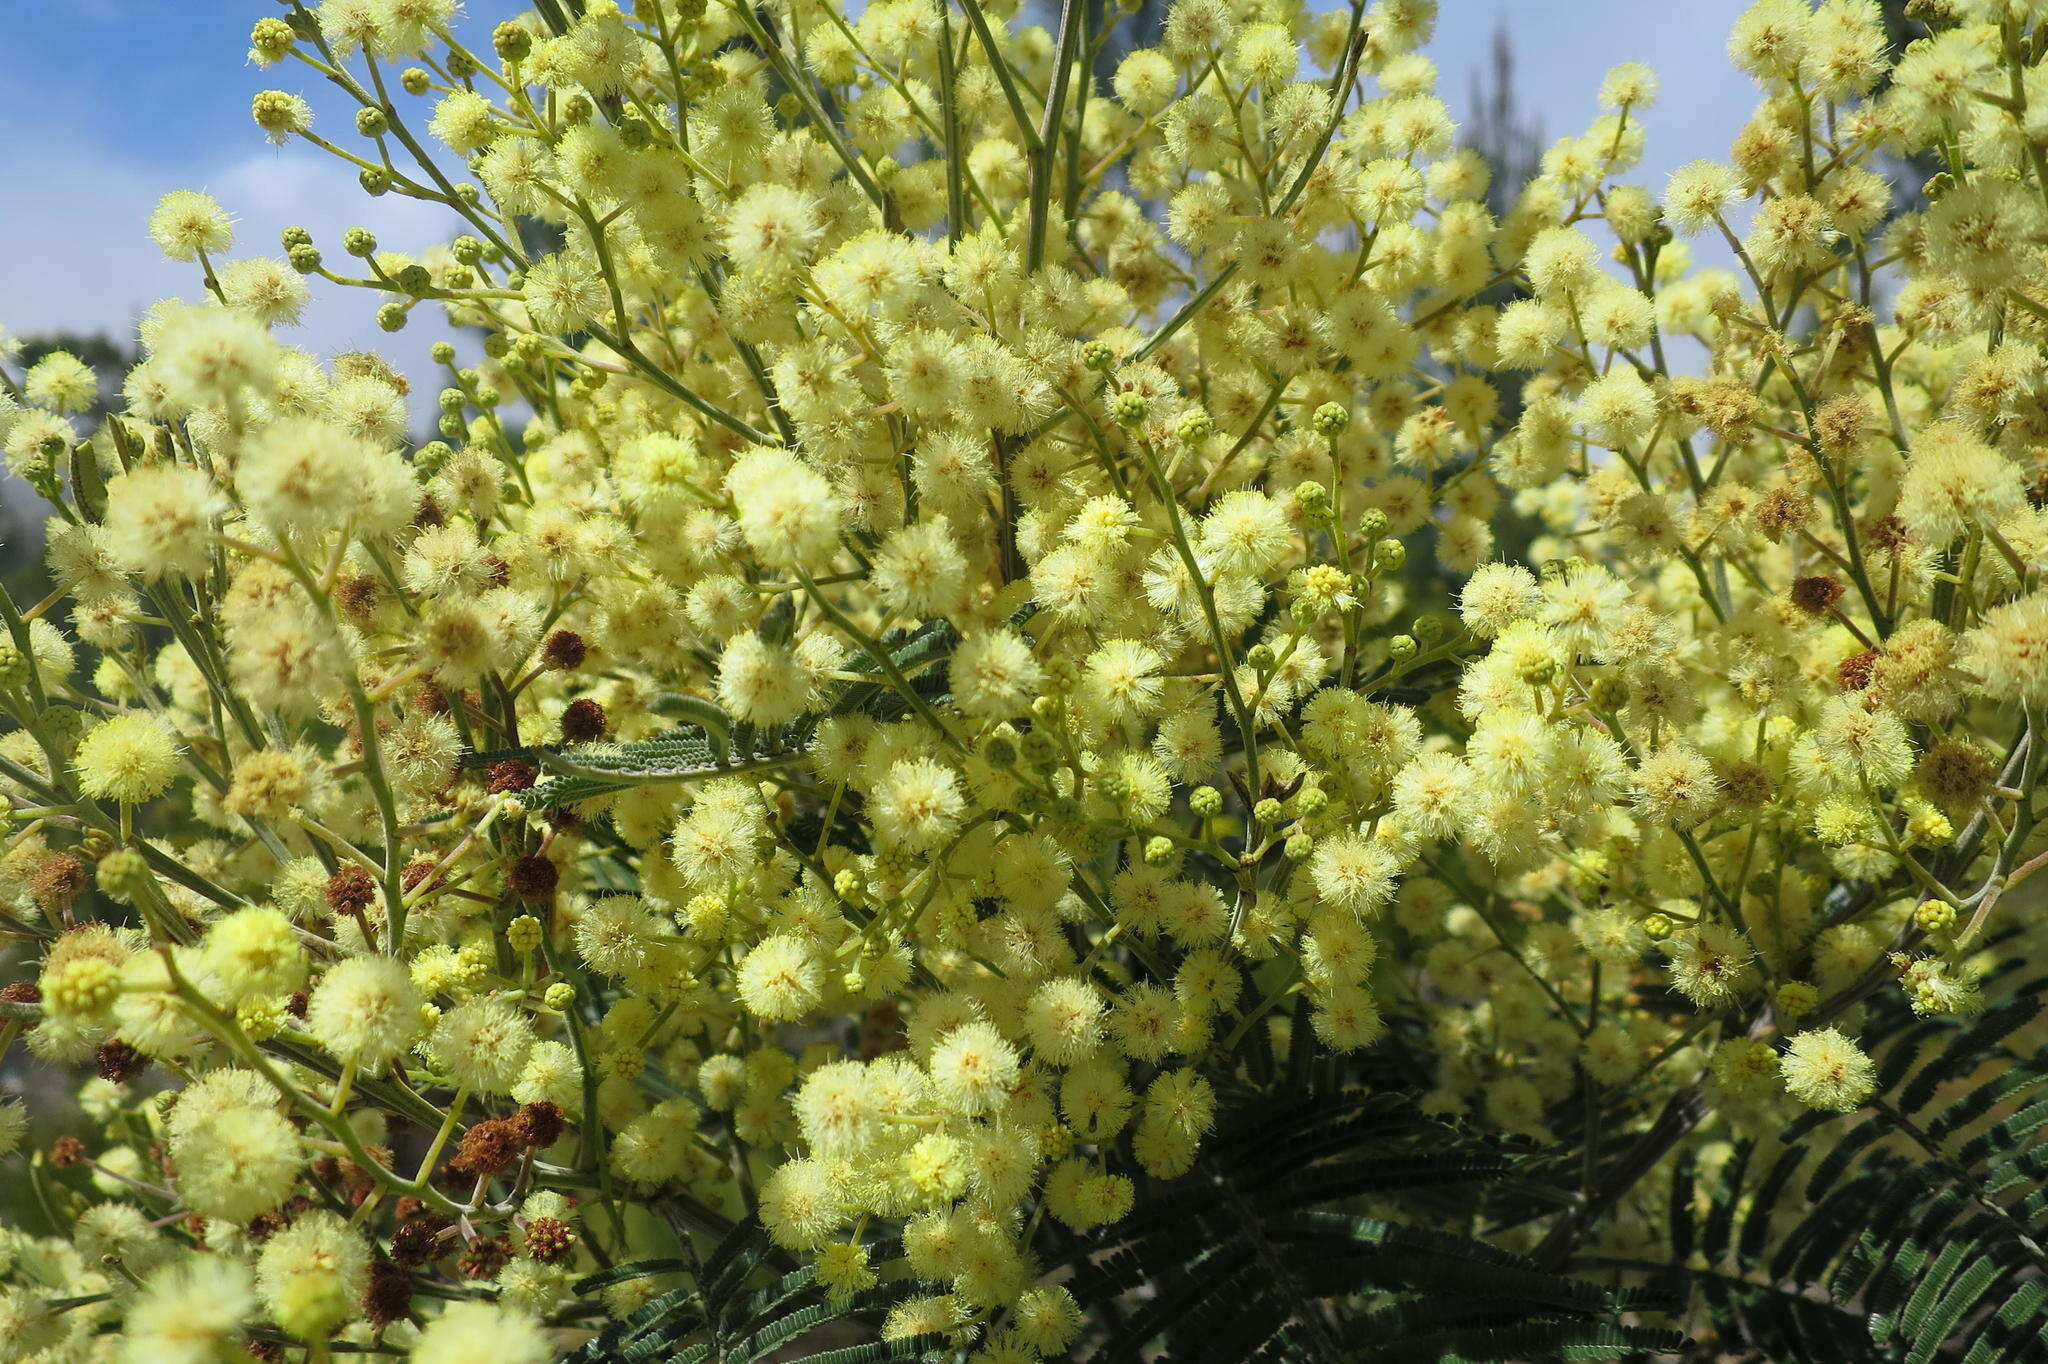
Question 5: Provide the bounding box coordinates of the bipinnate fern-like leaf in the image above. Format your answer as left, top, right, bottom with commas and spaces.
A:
1062, 1085, 1689, 1363
1627, 961, 2048, 1362
477, 617, 964, 810
563, 1225, 945, 1364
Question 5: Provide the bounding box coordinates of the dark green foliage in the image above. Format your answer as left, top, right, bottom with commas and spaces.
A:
517, 722, 806, 811
483, 598, 2048, 1364
1060, 1085, 1688, 1363
564, 1226, 946, 1364
546, 962, 2048, 1363
553, 1080, 1686, 1363
1632, 961, 2048, 1362
479, 616, 963, 810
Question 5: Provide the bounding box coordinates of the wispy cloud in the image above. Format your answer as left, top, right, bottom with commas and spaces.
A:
0, 125, 463, 381
1, 0, 1764, 382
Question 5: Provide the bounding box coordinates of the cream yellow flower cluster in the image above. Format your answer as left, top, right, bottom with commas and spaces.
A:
0, 0, 2044, 1358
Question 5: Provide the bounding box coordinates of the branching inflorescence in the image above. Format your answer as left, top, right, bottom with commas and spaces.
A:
0, 0, 2046, 1359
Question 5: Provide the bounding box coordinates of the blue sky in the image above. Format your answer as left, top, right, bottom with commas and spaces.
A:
0, 0, 1758, 377
0, 2, 452, 374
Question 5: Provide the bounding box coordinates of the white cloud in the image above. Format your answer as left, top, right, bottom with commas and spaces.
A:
0, 125, 487, 563
0, 129, 469, 387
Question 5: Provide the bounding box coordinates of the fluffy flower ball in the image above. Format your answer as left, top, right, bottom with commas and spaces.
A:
307, 956, 426, 1071
148, 189, 234, 260
431, 998, 537, 1094
1780, 1027, 1877, 1112
74, 712, 182, 805
408, 1301, 555, 1364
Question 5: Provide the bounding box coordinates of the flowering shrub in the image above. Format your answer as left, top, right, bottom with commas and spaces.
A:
2, 0, 2048, 1358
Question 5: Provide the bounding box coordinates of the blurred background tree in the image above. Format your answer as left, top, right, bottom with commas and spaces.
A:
1462, 23, 1543, 223
2, 331, 137, 577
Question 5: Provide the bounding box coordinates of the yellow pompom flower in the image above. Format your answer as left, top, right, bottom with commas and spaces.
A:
74, 713, 181, 805
147, 189, 233, 260
1780, 1028, 1877, 1113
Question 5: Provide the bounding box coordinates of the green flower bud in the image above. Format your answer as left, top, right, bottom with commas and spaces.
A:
377, 302, 410, 332
1284, 832, 1314, 861
250, 16, 296, 63
1080, 339, 1114, 370
288, 243, 323, 274
1774, 981, 1818, 1020
1374, 539, 1406, 571
1642, 913, 1673, 939
1189, 786, 1222, 817
251, 90, 309, 140
341, 226, 378, 258
238, 998, 286, 1041
400, 66, 432, 97
981, 725, 1021, 768
280, 224, 313, 250
507, 915, 543, 954
1589, 676, 1629, 711
355, 106, 390, 138
1253, 797, 1282, 824
1356, 508, 1389, 539
1387, 634, 1418, 661
494, 20, 533, 62
1295, 787, 1329, 818
43, 707, 85, 746
1111, 390, 1148, 427
94, 848, 152, 905
1176, 408, 1215, 444
429, 341, 457, 365
0, 639, 28, 689
1019, 729, 1059, 771
1246, 643, 1276, 669
1143, 836, 1174, 865
1292, 480, 1328, 512
359, 166, 392, 196
542, 981, 575, 1011
1912, 899, 1957, 933
1312, 401, 1350, 435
